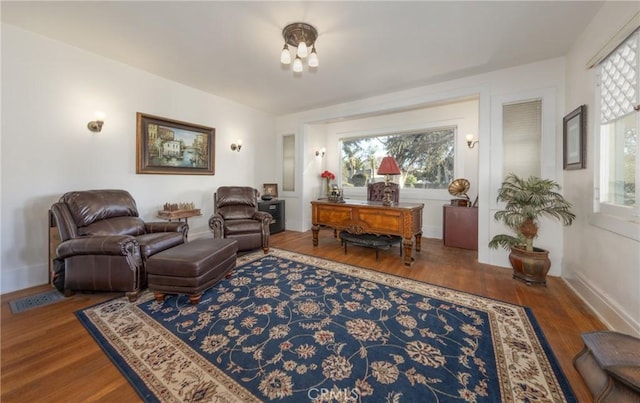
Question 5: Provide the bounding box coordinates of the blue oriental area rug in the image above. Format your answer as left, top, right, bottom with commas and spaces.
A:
77, 248, 576, 402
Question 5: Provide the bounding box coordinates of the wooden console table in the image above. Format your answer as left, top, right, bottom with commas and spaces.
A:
311, 200, 424, 266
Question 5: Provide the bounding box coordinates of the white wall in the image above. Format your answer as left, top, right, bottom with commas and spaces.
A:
277, 57, 567, 275
0, 24, 277, 294
320, 99, 480, 239
563, 2, 640, 337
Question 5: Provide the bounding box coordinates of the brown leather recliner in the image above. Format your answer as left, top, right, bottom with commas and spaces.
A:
208, 186, 271, 253
50, 189, 188, 301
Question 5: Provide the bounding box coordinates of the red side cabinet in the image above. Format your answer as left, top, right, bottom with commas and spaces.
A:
443, 205, 478, 250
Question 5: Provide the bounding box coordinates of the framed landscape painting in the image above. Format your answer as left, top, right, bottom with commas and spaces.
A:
136, 113, 215, 175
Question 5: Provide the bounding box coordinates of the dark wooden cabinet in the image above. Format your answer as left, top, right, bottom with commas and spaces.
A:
258, 199, 285, 234
443, 205, 478, 250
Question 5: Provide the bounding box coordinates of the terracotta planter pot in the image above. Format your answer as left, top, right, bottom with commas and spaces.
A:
508, 246, 551, 286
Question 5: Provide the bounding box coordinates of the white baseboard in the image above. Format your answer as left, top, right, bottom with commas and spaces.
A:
563, 269, 640, 337
422, 225, 441, 240
1, 263, 49, 295
188, 230, 210, 240
285, 219, 304, 233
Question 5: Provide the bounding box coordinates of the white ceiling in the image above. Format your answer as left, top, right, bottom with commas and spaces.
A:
1, 1, 604, 115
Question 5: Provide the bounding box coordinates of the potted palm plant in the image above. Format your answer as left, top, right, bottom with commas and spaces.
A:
489, 173, 575, 285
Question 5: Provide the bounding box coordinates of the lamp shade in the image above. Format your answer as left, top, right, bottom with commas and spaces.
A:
377, 156, 401, 175
280, 45, 291, 64
297, 41, 308, 58
308, 47, 319, 67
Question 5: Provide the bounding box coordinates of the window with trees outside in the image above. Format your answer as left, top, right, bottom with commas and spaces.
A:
594, 28, 639, 238
340, 127, 455, 190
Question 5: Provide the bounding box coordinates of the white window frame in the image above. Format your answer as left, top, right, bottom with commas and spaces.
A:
591, 29, 640, 241
489, 88, 557, 211
338, 120, 464, 202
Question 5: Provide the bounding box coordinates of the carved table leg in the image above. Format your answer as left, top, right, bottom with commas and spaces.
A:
414, 233, 422, 252
402, 238, 415, 266
312, 224, 320, 246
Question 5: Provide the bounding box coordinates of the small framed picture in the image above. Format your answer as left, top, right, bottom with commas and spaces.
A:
563, 105, 586, 170
263, 183, 278, 197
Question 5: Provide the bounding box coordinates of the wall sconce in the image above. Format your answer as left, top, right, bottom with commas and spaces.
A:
315, 147, 326, 157
87, 112, 105, 132
465, 134, 479, 149
230, 139, 243, 152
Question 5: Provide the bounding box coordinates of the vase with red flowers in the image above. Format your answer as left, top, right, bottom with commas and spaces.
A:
320, 170, 335, 196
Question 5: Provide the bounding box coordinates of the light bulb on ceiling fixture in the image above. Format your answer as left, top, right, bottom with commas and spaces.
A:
297, 41, 308, 58
293, 56, 303, 73
280, 44, 291, 64
308, 45, 319, 68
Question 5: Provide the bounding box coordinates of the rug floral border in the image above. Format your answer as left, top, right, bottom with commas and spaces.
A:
77, 248, 573, 402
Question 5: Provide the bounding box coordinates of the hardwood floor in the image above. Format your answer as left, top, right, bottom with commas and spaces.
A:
1, 230, 605, 402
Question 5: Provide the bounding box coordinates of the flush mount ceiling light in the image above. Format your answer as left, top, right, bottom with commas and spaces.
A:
280, 22, 319, 73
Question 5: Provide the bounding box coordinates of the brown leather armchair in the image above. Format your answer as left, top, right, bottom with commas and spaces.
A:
50, 189, 188, 301
208, 186, 271, 253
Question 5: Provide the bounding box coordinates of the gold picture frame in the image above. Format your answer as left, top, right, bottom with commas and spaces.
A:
136, 112, 215, 175
263, 183, 278, 197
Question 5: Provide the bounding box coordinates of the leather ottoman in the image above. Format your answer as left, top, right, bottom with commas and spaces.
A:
146, 238, 238, 304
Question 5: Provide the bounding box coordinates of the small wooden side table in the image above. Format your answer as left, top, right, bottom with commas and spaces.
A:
574, 331, 640, 402
157, 209, 202, 225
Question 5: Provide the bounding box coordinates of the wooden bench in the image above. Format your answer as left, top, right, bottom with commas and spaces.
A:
339, 231, 402, 260
573, 331, 640, 402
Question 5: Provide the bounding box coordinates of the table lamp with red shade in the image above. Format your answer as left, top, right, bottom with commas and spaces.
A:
377, 156, 401, 206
